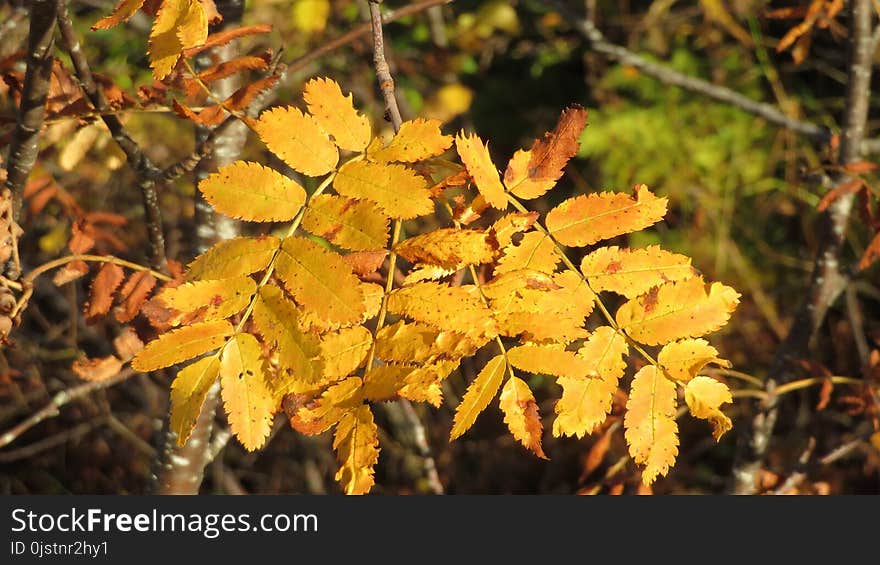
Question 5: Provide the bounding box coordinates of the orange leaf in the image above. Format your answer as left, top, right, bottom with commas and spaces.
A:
72, 355, 124, 382
197, 54, 270, 84
546, 184, 668, 247
52, 260, 89, 286
172, 99, 225, 126
841, 161, 879, 174
114, 271, 157, 323
503, 105, 588, 200
499, 376, 547, 459
816, 179, 864, 212
223, 75, 279, 112
858, 231, 880, 271
182, 24, 273, 58
85, 263, 125, 322
91, 0, 146, 30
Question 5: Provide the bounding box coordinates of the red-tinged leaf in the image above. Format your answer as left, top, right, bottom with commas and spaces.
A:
84, 211, 128, 226
197, 53, 270, 84
113, 327, 144, 361
52, 260, 89, 286
841, 161, 879, 174
114, 271, 158, 323
91, 0, 146, 30
858, 231, 880, 271
580, 426, 614, 482
182, 24, 272, 57
343, 250, 388, 276
223, 75, 279, 112
68, 221, 96, 254
172, 99, 225, 126
85, 263, 125, 322
72, 355, 124, 382
816, 179, 864, 212
817, 377, 833, 411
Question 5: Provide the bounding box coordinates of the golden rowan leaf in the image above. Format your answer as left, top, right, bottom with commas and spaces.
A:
334, 405, 380, 495
624, 365, 679, 485
455, 132, 506, 209
375, 320, 480, 365
402, 265, 458, 285
503, 106, 588, 200
156, 276, 255, 325
616, 278, 741, 346
499, 376, 547, 459
198, 161, 306, 222
255, 106, 338, 176
186, 236, 279, 281
398, 361, 456, 407
275, 236, 366, 326
318, 325, 373, 381
387, 282, 498, 339
92, 0, 145, 30
333, 160, 433, 220
362, 364, 411, 401
303, 77, 371, 152
395, 228, 496, 270
289, 377, 362, 434
252, 285, 322, 393
684, 376, 733, 441
132, 320, 233, 371
508, 345, 595, 380
369, 118, 453, 163
220, 333, 275, 451
148, 0, 208, 80
489, 211, 539, 248
554, 326, 629, 438
450, 354, 507, 440
494, 231, 561, 275
170, 354, 220, 446
301, 194, 389, 251
658, 339, 730, 383
546, 185, 668, 247
580, 245, 696, 298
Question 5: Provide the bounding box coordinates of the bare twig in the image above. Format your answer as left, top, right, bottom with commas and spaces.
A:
729, 0, 876, 494
0, 369, 133, 449
368, 1, 404, 130
0, 420, 99, 463
3, 0, 57, 234
56, 0, 166, 270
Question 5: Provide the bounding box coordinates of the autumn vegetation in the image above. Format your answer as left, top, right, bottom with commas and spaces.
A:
1, 1, 878, 495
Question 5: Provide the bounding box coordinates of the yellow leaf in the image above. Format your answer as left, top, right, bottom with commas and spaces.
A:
616, 278, 741, 346
546, 185, 668, 247
658, 339, 730, 383
288, 377, 362, 434
455, 132, 507, 209
489, 211, 539, 248
624, 365, 679, 485
302, 194, 389, 251
394, 228, 496, 270
369, 118, 453, 162
292, 0, 330, 34
494, 231, 560, 275
422, 83, 473, 122
387, 282, 498, 339
219, 333, 276, 451
252, 285, 322, 393
318, 326, 373, 381
684, 376, 733, 441
186, 236, 279, 281
580, 245, 696, 298
198, 161, 306, 222
398, 361, 456, 407
92, 0, 146, 30
503, 106, 588, 200
333, 160, 433, 220
481, 269, 558, 300
148, 0, 208, 80
303, 77, 371, 152
170, 355, 220, 446
156, 276, 255, 325
255, 106, 338, 176
132, 320, 233, 371
362, 364, 412, 401
402, 265, 458, 285
275, 236, 366, 326
375, 320, 479, 365
499, 376, 547, 459
507, 345, 595, 379
333, 405, 380, 495
450, 354, 507, 440
553, 326, 629, 438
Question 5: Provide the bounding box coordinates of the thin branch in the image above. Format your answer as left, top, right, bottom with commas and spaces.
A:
368, 1, 404, 130
0, 369, 133, 449
56, 0, 166, 270
287, 0, 452, 75
729, 0, 876, 494
3, 0, 58, 223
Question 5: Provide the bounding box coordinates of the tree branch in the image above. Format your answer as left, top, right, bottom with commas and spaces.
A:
368, 1, 404, 130
3, 0, 58, 222
729, 0, 876, 494
56, 0, 166, 270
